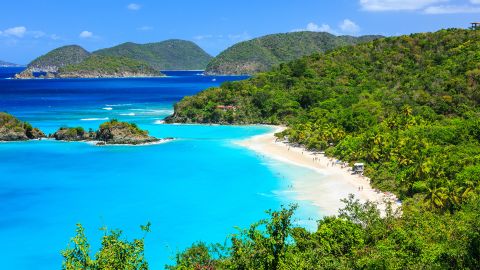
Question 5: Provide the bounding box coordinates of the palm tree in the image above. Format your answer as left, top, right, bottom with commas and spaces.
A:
424, 182, 448, 210
444, 180, 461, 211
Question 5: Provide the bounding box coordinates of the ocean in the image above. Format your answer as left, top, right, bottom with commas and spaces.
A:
0, 68, 319, 269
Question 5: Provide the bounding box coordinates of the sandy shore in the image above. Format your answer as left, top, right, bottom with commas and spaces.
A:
237, 126, 400, 216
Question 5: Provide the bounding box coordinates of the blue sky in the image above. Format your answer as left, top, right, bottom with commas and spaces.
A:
1, 0, 478, 64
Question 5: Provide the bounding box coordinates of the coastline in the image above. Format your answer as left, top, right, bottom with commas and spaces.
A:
236, 126, 400, 216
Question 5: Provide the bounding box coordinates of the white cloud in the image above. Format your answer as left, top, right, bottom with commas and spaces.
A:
3, 26, 27, 38
292, 22, 336, 34
424, 5, 480, 13
0, 26, 60, 43
227, 32, 251, 41
307, 22, 333, 32
137, 26, 153, 31
194, 34, 214, 40
50, 34, 61, 40
360, 0, 447, 11
471, 0, 480, 4
31, 31, 46, 38
127, 3, 141, 10
339, 19, 360, 33
293, 20, 361, 35
79, 30, 93, 38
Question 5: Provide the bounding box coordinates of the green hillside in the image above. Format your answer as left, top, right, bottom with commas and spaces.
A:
205, 31, 382, 75
168, 28, 480, 199
165, 28, 480, 269
25, 45, 90, 72
57, 55, 162, 78
93, 39, 212, 70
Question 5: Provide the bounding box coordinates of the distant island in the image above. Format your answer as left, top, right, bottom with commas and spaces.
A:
0, 60, 22, 67
56, 55, 163, 78
94, 39, 212, 70
15, 39, 212, 79
13, 33, 385, 79
204, 31, 383, 75
15, 45, 91, 78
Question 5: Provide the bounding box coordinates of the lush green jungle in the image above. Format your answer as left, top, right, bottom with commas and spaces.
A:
61, 29, 480, 269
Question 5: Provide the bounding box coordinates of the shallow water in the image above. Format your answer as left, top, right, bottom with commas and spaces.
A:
0, 69, 319, 269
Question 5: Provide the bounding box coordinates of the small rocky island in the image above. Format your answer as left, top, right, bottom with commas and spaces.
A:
0, 113, 170, 145
0, 112, 45, 141
52, 119, 167, 145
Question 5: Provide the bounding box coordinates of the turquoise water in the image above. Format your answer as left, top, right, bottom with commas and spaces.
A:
0, 70, 319, 269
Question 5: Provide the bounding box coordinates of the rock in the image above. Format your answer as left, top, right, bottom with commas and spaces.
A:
0, 112, 46, 141
51, 120, 161, 145
96, 120, 159, 145
14, 71, 35, 79
51, 127, 94, 141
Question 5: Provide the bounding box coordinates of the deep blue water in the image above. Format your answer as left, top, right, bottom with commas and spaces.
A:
0, 68, 318, 269
0, 66, 24, 78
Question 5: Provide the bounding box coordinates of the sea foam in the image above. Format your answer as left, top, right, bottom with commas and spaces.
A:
80, 117, 109, 121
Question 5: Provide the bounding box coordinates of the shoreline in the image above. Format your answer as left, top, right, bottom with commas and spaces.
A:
236, 126, 400, 216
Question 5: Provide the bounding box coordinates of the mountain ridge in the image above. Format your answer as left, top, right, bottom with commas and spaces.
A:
93, 39, 213, 70
205, 31, 383, 75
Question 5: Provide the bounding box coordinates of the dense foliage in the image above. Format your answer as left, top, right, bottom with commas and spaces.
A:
0, 112, 45, 140
205, 31, 382, 75
26, 45, 90, 71
94, 40, 213, 70
58, 55, 162, 77
168, 196, 480, 269
97, 119, 148, 137
57, 28, 480, 268
168, 29, 480, 204
62, 223, 150, 270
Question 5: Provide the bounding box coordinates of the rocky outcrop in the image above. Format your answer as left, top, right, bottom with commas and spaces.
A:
96, 120, 159, 145
56, 71, 162, 79
51, 127, 95, 141
0, 112, 46, 141
51, 120, 168, 145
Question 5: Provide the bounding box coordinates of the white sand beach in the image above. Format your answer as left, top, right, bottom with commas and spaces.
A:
237, 126, 400, 216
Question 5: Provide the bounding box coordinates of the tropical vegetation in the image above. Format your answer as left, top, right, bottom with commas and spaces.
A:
58, 55, 162, 77
24, 45, 90, 72
205, 31, 382, 75
168, 195, 480, 269
162, 28, 480, 268
94, 40, 213, 70
62, 223, 151, 270
0, 112, 45, 140
59, 28, 480, 268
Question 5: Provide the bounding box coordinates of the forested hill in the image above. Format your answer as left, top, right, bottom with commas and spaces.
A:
57, 55, 163, 78
164, 28, 480, 269
93, 39, 213, 70
167, 28, 480, 200
204, 31, 382, 75
22, 45, 90, 73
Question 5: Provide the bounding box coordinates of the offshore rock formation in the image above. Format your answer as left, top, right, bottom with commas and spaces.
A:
0, 112, 45, 141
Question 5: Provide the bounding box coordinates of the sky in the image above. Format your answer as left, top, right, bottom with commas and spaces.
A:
0, 0, 479, 64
